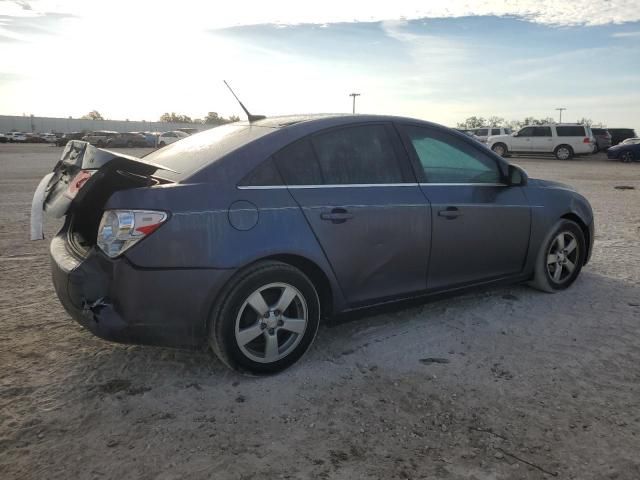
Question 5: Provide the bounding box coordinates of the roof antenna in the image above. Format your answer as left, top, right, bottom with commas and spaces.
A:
223, 80, 266, 123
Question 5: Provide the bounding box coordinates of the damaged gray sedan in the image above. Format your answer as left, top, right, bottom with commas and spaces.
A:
32, 115, 594, 374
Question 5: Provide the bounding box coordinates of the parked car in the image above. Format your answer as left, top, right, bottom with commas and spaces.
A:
607, 128, 638, 146
606, 138, 640, 162
82, 131, 118, 147
25, 133, 49, 143
105, 132, 149, 148
467, 127, 512, 143
6, 132, 27, 142
590, 128, 612, 152
157, 130, 189, 147
40, 133, 57, 143
487, 124, 595, 160
56, 132, 85, 147
33, 115, 594, 374
176, 127, 199, 135
0, 133, 7, 143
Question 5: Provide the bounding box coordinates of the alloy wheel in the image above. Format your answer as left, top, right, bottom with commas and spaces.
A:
556, 147, 570, 160
493, 144, 505, 156
546, 231, 579, 284
234, 283, 308, 363
621, 152, 633, 163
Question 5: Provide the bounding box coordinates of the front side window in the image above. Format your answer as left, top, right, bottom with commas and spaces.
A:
401, 125, 502, 184
476, 129, 489, 136
533, 127, 552, 137
310, 124, 404, 184
518, 127, 535, 137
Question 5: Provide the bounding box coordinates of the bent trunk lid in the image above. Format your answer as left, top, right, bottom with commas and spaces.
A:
31, 141, 176, 240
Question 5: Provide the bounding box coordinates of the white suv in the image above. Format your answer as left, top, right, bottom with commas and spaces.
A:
487, 124, 595, 160
157, 130, 189, 147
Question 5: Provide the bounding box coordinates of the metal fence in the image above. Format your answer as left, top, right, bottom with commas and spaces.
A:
0, 115, 205, 134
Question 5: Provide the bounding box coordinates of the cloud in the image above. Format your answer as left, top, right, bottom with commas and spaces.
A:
1, 0, 640, 28
611, 30, 640, 37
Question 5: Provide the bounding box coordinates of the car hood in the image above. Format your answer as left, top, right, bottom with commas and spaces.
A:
487, 134, 512, 142
528, 178, 575, 191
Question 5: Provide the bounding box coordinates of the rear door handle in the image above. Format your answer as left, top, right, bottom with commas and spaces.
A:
321, 208, 353, 224
438, 207, 463, 219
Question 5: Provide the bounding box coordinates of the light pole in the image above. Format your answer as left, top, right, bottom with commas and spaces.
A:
349, 93, 361, 114
555, 107, 567, 123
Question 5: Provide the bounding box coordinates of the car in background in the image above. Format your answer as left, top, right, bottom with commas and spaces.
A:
468, 127, 512, 143
608, 128, 638, 146
34, 114, 594, 374
157, 130, 189, 147
105, 132, 149, 148
176, 127, 199, 135
606, 138, 640, 163
590, 128, 612, 152
6, 132, 27, 142
40, 133, 57, 143
487, 124, 595, 160
82, 131, 118, 148
0, 133, 7, 143
25, 133, 50, 143
56, 132, 85, 147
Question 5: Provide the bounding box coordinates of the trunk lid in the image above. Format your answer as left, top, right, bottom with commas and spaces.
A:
31, 141, 177, 241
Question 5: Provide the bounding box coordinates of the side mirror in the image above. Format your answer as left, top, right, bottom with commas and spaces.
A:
511, 132, 518, 137
507, 164, 527, 186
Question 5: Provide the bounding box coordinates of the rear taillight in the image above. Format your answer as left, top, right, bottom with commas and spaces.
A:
67, 170, 95, 197
97, 209, 167, 258
583, 137, 591, 143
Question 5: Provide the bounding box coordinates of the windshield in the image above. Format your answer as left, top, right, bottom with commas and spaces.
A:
142, 124, 274, 181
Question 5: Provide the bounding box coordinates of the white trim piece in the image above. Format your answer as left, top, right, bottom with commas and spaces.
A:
237, 185, 289, 190
237, 182, 510, 190
420, 183, 508, 187
30, 172, 54, 241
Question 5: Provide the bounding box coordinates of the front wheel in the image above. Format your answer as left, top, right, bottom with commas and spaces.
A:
529, 220, 586, 293
209, 261, 320, 374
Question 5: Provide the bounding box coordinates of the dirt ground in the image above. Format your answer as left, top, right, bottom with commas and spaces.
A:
1, 143, 639, 480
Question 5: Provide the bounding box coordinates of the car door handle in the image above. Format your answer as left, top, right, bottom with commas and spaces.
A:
320, 208, 353, 223
438, 207, 463, 219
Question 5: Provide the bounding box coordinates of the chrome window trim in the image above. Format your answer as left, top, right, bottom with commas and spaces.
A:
237, 182, 509, 190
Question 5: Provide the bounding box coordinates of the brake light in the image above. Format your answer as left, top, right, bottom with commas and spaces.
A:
583, 137, 591, 143
97, 210, 168, 258
67, 170, 95, 197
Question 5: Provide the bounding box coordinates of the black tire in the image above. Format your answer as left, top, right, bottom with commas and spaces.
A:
158, 142, 166, 148
126, 141, 133, 148
209, 260, 320, 374
529, 219, 586, 293
554, 144, 573, 160
621, 151, 634, 163
594, 144, 600, 153
492, 143, 508, 157
96, 140, 104, 148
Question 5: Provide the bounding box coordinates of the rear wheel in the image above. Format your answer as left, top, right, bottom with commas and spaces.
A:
529, 220, 586, 293
209, 261, 320, 374
158, 142, 166, 148
492, 143, 508, 157
621, 151, 634, 163
554, 145, 573, 160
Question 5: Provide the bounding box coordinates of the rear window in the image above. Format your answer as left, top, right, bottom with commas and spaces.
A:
556, 126, 586, 136
143, 124, 272, 181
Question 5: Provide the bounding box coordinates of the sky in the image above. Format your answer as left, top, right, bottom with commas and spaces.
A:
0, 0, 639, 129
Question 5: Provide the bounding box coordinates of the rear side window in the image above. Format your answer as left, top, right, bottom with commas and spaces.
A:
556, 126, 586, 136
310, 124, 404, 184
533, 127, 552, 137
274, 138, 323, 185
239, 157, 283, 186
491, 128, 501, 135
401, 125, 502, 184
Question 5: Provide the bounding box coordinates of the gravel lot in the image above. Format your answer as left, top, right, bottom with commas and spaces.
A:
1, 143, 639, 480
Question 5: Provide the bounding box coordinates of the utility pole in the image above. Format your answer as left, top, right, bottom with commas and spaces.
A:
349, 93, 361, 114
555, 107, 567, 123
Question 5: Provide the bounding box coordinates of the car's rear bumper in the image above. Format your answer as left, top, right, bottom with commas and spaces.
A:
50, 234, 235, 348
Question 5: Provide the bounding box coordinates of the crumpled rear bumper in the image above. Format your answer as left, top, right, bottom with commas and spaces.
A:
50, 234, 235, 348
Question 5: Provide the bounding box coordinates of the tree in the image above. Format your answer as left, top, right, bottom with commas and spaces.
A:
576, 117, 593, 126
160, 112, 193, 123
204, 112, 241, 125
82, 110, 104, 120
456, 116, 486, 129
487, 116, 505, 127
